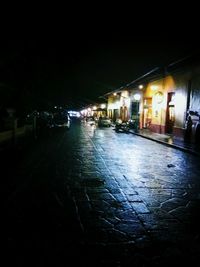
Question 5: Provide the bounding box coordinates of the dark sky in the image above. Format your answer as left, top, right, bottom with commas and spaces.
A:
1, 38, 199, 111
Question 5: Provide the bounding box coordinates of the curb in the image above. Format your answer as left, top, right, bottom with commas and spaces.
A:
129, 130, 200, 157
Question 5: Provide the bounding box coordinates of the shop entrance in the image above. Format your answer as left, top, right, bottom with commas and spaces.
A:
166, 92, 175, 134
143, 98, 152, 128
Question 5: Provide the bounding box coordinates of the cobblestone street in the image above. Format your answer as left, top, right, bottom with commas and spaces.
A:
4, 121, 200, 266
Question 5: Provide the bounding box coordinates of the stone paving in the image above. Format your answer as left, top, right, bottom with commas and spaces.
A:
4, 121, 200, 266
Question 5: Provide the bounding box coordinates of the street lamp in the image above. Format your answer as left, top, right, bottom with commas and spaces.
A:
133, 93, 141, 132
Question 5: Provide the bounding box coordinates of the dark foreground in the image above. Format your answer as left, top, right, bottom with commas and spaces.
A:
3, 121, 200, 266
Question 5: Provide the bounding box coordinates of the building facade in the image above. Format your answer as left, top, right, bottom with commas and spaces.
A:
106, 54, 200, 144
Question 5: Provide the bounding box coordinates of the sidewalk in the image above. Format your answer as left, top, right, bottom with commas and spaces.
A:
130, 128, 200, 156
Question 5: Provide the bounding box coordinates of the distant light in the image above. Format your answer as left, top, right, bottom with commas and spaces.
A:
113, 92, 117, 96
69, 110, 80, 117
54, 106, 57, 109
81, 109, 87, 115
93, 106, 97, 110
133, 93, 141, 101
139, 85, 143, 89
101, 104, 106, 109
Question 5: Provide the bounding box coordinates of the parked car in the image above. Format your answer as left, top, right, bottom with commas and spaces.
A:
52, 112, 70, 129
98, 116, 112, 127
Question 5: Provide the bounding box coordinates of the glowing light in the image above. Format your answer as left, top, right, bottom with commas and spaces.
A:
93, 106, 97, 110
69, 111, 80, 117
133, 93, 141, 101
139, 85, 143, 89
151, 85, 158, 91
101, 104, 106, 109
81, 109, 87, 115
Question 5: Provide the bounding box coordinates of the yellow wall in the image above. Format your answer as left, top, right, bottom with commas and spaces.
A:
143, 76, 176, 127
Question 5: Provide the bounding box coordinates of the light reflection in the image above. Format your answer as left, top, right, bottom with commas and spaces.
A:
77, 122, 200, 244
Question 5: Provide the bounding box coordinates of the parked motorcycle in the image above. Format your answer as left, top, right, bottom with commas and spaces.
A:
115, 119, 129, 133
127, 119, 136, 130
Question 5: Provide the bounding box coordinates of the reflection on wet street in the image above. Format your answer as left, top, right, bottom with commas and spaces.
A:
4, 121, 200, 266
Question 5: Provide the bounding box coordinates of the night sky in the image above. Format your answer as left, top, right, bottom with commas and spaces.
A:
0, 39, 199, 112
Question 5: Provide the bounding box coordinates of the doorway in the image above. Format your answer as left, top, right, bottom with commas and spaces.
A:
166, 92, 175, 134
143, 98, 152, 128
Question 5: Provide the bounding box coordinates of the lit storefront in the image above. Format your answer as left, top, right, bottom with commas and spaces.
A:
103, 54, 200, 143
142, 76, 176, 134
107, 90, 130, 122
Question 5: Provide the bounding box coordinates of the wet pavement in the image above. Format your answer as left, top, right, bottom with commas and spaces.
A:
3, 121, 200, 266
130, 128, 200, 156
